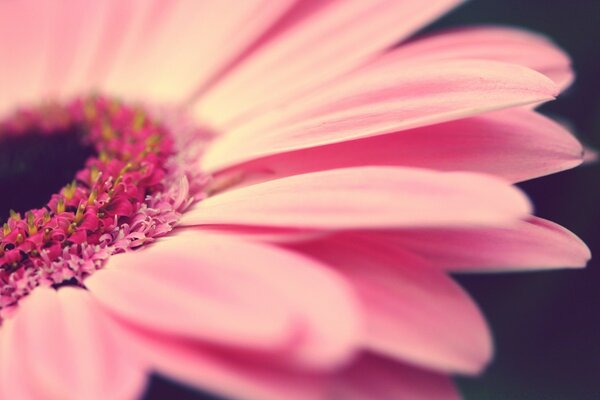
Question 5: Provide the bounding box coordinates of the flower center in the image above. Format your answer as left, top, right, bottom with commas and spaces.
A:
0, 96, 204, 321
0, 121, 95, 214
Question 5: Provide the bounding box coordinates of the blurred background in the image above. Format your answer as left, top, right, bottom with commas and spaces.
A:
145, 1, 600, 399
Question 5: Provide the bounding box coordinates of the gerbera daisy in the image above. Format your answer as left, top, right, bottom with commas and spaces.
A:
0, 1, 590, 399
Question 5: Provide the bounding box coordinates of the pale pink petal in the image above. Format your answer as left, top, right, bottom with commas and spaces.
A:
85, 247, 296, 351
0, 1, 156, 107
373, 217, 590, 272
382, 26, 574, 90
202, 60, 557, 172
333, 354, 460, 400
103, 0, 295, 103
113, 323, 329, 400
180, 167, 531, 229
295, 236, 492, 374
40, 0, 111, 98
0, 0, 53, 114
194, 0, 463, 128
82, 1, 149, 90
217, 109, 583, 184
0, 320, 36, 400
0, 287, 146, 400
186, 225, 326, 244
44, 1, 163, 99
86, 231, 361, 368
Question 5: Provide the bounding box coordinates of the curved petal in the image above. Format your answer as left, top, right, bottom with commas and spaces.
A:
202, 60, 557, 172
180, 167, 532, 229
86, 231, 361, 369
195, 0, 463, 129
113, 323, 329, 400
0, 287, 146, 400
217, 109, 583, 184
373, 217, 591, 272
86, 244, 296, 352
103, 0, 295, 104
333, 354, 459, 400
384, 26, 574, 90
295, 236, 492, 374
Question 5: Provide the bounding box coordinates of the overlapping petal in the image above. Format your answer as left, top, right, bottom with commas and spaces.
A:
201, 60, 557, 172
194, 0, 463, 128
217, 108, 582, 184
0, 288, 145, 400
113, 325, 329, 400
0, 1, 589, 400
87, 231, 362, 369
370, 217, 590, 272
103, 0, 296, 103
181, 166, 531, 229
378, 26, 574, 90
295, 236, 492, 374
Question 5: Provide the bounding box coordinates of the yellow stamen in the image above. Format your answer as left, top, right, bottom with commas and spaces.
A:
9, 210, 20, 221
88, 188, 98, 205
133, 110, 146, 130
74, 203, 86, 224
63, 180, 77, 201
67, 222, 77, 235
26, 212, 37, 235
99, 150, 110, 163
56, 197, 65, 214
90, 165, 100, 184
101, 122, 116, 140
43, 228, 52, 242
146, 134, 161, 147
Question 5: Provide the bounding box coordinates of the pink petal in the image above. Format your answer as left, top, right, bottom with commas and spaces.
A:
0, 287, 146, 400
45, 1, 166, 99
86, 244, 295, 351
86, 231, 361, 368
375, 216, 590, 272
113, 323, 329, 400
218, 108, 583, 184
0, 320, 35, 400
83, 1, 149, 90
295, 236, 492, 374
187, 225, 326, 244
194, 0, 463, 128
39, 0, 111, 98
0, 0, 53, 114
384, 26, 574, 90
180, 166, 532, 229
103, 0, 295, 103
333, 354, 459, 400
202, 60, 558, 172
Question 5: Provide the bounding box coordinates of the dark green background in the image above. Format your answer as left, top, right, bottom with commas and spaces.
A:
144, 1, 600, 399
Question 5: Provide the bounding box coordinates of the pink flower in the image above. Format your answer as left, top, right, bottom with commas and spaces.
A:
0, 1, 590, 400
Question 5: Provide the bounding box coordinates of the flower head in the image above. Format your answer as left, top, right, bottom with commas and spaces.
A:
0, 1, 590, 400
